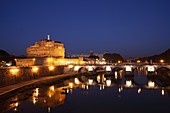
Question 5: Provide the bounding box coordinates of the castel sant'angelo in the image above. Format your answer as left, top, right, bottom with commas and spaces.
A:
15, 35, 84, 66
26, 35, 65, 58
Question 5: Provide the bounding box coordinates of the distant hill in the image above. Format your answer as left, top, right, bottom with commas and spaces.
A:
0, 49, 16, 66
136, 48, 170, 63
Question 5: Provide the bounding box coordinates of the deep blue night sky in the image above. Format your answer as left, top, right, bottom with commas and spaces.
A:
0, 0, 170, 58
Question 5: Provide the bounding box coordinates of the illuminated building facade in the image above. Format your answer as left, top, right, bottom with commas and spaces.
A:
15, 57, 85, 66
26, 38, 65, 58
15, 37, 85, 66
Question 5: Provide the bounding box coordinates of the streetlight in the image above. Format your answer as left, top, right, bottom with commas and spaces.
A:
118, 60, 122, 63
137, 60, 141, 63
32, 66, 39, 73
160, 59, 164, 63
48, 66, 55, 71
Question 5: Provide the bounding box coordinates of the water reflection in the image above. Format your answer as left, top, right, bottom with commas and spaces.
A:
33, 86, 66, 108
137, 88, 142, 94
1, 68, 170, 113
161, 89, 165, 95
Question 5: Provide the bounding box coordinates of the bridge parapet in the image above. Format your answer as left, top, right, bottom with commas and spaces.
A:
72, 64, 170, 73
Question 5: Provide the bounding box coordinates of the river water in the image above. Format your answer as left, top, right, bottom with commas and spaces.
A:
1, 69, 170, 113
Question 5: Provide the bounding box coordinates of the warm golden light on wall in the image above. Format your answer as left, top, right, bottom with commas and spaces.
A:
47, 57, 54, 64
32, 66, 39, 73
10, 68, 19, 75
49, 85, 55, 92
48, 66, 55, 71
58, 46, 62, 49
69, 82, 74, 88
68, 64, 73, 68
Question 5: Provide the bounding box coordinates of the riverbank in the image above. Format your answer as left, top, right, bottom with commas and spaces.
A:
0, 73, 78, 96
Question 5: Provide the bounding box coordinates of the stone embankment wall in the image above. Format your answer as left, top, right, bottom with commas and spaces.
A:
0, 66, 64, 87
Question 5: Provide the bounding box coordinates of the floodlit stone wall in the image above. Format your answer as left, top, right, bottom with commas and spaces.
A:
0, 66, 64, 87
15, 57, 85, 66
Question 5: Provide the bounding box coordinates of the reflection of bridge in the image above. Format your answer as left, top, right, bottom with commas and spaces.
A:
72, 73, 170, 92
72, 64, 170, 73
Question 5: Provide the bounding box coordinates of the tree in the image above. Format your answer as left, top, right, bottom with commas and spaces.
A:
103, 53, 124, 63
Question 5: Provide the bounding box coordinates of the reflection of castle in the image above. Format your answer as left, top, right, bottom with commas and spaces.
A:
27, 38, 65, 58
34, 87, 66, 108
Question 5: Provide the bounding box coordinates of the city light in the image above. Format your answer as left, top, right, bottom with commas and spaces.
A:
32, 88, 39, 104
35, 88, 39, 97
106, 79, 111, 86
97, 75, 100, 83
125, 66, 132, 72
160, 59, 164, 63
49, 85, 55, 92
68, 64, 73, 68
103, 85, 105, 89
69, 82, 74, 88
137, 60, 141, 63
147, 66, 155, 72
148, 81, 155, 88
74, 78, 80, 84
138, 88, 142, 94
48, 107, 51, 113
15, 102, 18, 107
48, 93, 52, 98
33, 97, 37, 104
47, 57, 53, 63
87, 66, 93, 71
106, 66, 111, 71
86, 85, 89, 90
118, 87, 123, 92
6, 62, 12, 66
161, 89, 165, 95
118, 60, 122, 63
115, 71, 118, 79
10, 68, 19, 75
82, 84, 85, 89
74, 66, 80, 71
88, 79, 93, 85
125, 80, 132, 87
99, 84, 105, 90
32, 66, 39, 73
48, 66, 55, 71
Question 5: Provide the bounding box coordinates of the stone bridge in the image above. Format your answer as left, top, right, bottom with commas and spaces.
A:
71, 64, 170, 73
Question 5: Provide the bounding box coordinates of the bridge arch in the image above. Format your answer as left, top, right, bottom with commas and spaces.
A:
94, 67, 105, 72
156, 67, 170, 71
78, 67, 88, 73
112, 67, 123, 72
